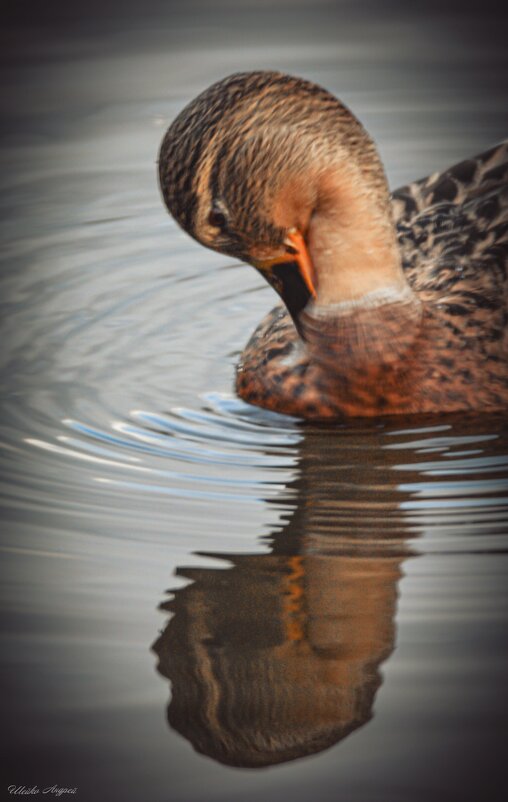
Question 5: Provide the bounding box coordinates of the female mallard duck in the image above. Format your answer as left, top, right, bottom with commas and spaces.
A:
158, 71, 508, 419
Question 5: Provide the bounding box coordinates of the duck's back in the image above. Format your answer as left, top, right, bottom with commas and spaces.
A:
393, 141, 508, 349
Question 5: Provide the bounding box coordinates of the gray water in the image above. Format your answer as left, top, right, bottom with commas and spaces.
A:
2, 2, 508, 801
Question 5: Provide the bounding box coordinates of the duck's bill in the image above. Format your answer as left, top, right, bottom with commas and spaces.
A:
250, 231, 316, 337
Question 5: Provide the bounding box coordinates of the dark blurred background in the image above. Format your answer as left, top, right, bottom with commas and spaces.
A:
2, 0, 508, 155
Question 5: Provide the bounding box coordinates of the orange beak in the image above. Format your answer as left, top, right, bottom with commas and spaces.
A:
249, 228, 316, 338
251, 228, 317, 299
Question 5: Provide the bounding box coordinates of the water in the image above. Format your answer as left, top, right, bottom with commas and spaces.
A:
2, 2, 508, 801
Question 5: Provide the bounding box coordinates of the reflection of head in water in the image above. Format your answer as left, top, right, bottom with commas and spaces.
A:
152, 422, 433, 767
153, 549, 402, 768
153, 412, 508, 767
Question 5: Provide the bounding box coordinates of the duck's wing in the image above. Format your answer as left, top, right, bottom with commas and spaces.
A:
392, 140, 508, 224
392, 141, 508, 314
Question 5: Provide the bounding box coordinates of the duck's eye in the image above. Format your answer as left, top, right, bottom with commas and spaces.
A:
208, 210, 227, 230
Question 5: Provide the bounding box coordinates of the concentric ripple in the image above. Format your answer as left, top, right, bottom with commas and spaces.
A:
9, 383, 508, 557
0, 81, 507, 565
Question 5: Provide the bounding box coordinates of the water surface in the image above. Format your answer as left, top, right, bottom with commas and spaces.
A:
2, 3, 508, 801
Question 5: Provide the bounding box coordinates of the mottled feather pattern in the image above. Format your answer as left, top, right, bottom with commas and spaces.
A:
394, 141, 508, 350
159, 72, 389, 259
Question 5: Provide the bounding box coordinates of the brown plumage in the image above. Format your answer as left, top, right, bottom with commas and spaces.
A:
159, 71, 508, 419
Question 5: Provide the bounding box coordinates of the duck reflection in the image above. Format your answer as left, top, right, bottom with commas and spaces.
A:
154, 550, 407, 768
153, 424, 422, 768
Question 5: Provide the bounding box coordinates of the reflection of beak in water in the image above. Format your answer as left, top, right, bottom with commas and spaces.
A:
153, 427, 417, 768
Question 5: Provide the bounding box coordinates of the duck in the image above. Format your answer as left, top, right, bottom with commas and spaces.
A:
158, 71, 508, 419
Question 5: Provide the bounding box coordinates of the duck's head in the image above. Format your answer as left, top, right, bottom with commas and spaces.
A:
158, 71, 402, 336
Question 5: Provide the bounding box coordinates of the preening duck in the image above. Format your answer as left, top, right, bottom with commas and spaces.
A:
158, 71, 508, 419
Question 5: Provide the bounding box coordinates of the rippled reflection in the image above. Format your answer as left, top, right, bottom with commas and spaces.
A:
153, 412, 508, 767
155, 551, 402, 767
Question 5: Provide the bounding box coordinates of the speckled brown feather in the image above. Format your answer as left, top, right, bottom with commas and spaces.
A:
158, 72, 508, 420
159, 72, 390, 260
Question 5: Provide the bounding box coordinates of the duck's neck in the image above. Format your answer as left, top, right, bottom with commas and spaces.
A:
308, 168, 409, 305
301, 170, 422, 370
